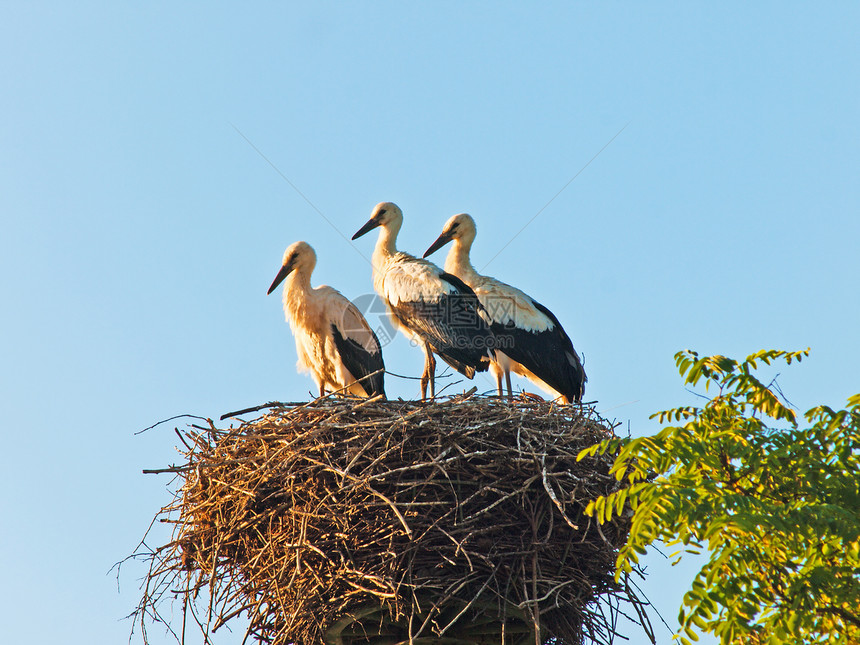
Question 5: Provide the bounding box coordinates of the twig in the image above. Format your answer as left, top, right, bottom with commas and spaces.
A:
136, 414, 210, 435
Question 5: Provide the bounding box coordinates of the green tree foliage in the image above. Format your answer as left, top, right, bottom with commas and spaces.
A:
580, 349, 860, 644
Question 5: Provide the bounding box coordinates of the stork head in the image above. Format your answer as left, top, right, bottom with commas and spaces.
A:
351, 202, 403, 240
267, 241, 316, 294
423, 213, 476, 258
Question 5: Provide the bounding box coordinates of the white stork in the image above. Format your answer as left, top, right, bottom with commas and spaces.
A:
351, 202, 494, 399
423, 214, 586, 403
267, 241, 385, 398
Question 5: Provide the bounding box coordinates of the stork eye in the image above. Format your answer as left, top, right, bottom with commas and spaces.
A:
450, 223, 459, 231
377, 209, 387, 218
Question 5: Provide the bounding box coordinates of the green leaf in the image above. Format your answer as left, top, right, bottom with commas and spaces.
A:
597, 348, 860, 644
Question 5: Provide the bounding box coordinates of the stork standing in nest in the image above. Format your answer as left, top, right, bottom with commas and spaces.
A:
267, 241, 385, 398
352, 202, 494, 399
424, 213, 586, 403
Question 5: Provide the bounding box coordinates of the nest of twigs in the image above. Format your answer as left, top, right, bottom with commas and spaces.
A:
132, 393, 650, 645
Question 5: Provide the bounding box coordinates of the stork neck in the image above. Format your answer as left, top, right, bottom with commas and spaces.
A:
373, 223, 399, 261
282, 269, 315, 321
285, 269, 312, 296
444, 239, 479, 283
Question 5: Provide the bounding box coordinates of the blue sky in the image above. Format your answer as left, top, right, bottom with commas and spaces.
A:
1, 3, 858, 644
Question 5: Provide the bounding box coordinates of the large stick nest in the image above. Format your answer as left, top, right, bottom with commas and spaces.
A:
133, 394, 650, 645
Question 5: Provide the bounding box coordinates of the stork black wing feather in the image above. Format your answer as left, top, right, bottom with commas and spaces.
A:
491, 299, 586, 402
330, 324, 386, 397
391, 278, 493, 378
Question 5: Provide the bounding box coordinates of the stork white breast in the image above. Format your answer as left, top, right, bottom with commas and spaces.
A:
378, 255, 458, 306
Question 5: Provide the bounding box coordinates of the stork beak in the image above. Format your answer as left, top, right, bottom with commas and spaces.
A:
352, 217, 381, 240
423, 230, 455, 258
267, 261, 295, 295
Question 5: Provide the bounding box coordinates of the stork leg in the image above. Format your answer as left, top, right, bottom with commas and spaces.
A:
505, 371, 513, 402
420, 342, 436, 400
427, 345, 436, 399
420, 362, 429, 400
495, 370, 504, 398
420, 347, 429, 400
